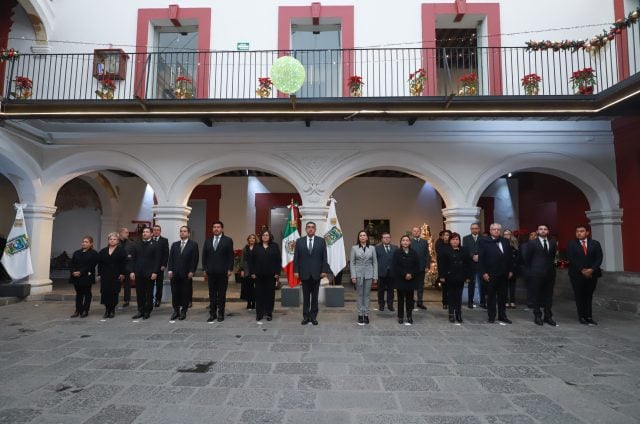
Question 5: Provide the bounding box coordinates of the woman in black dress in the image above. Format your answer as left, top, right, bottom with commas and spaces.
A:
503, 229, 520, 309
97, 232, 127, 318
69, 236, 99, 318
240, 234, 257, 310
392, 235, 420, 325
435, 230, 452, 309
438, 232, 472, 323
249, 230, 281, 323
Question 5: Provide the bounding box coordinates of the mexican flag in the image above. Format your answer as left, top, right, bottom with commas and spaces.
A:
1, 204, 34, 281
281, 202, 300, 287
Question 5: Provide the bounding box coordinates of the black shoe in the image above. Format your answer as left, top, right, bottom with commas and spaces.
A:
364, 316, 369, 324
387, 305, 395, 312
534, 316, 543, 326
379, 305, 384, 311
544, 317, 557, 326
301, 318, 310, 325
154, 301, 160, 308
179, 311, 186, 320
586, 318, 598, 325
142, 314, 150, 320
311, 319, 318, 325
407, 317, 413, 324
358, 316, 364, 325
449, 314, 455, 323
442, 304, 448, 310
480, 303, 487, 309
455, 314, 463, 323
103, 311, 109, 319
122, 301, 129, 307
80, 311, 88, 318
266, 315, 272, 322
579, 317, 589, 325
468, 303, 475, 309
398, 318, 404, 324
109, 311, 115, 318
417, 304, 427, 310
218, 316, 225, 322
170, 311, 179, 321
498, 317, 512, 324
488, 318, 495, 323
256, 316, 264, 322
207, 315, 217, 323
70, 311, 80, 318
132, 313, 143, 319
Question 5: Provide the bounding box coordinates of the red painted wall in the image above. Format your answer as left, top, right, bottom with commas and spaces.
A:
613, 117, 640, 272
189, 185, 221, 238
517, 173, 589, 251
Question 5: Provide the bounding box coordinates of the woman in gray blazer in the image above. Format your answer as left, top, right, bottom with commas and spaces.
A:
350, 230, 378, 325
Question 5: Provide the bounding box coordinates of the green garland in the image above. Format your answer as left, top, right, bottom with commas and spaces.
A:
526, 7, 639, 52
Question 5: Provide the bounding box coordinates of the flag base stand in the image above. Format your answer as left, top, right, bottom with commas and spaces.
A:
0, 282, 31, 298
323, 285, 344, 307
281, 286, 301, 307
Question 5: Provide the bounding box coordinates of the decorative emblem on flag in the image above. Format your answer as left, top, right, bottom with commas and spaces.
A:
324, 226, 343, 246
286, 239, 296, 255
4, 234, 30, 256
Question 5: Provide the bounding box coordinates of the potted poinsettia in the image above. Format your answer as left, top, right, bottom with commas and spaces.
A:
521, 73, 541, 95
256, 77, 273, 98
0, 48, 19, 62
458, 72, 477, 95
347, 75, 364, 97
570, 67, 596, 95
174, 75, 193, 99
408, 68, 427, 96
11, 76, 32, 99
95, 77, 116, 100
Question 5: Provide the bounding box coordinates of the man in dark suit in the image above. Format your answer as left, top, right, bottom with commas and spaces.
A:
410, 226, 430, 310
479, 223, 513, 324
118, 227, 135, 307
151, 225, 170, 307
462, 222, 482, 308
294, 221, 329, 325
202, 220, 234, 323
566, 225, 603, 325
167, 226, 199, 321
130, 227, 161, 320
375, 231, 397, 311
522, 224, 557, 326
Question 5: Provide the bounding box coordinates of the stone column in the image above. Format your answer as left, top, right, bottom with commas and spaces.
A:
586, 209, 624, 271
298, 204, 330, 234
442, 207, 481, 237
99, 215, 119, 248
23, 204, 57, 295
152, 204, 192, 301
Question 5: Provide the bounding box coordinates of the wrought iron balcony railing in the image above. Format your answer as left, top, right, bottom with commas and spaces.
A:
2, 25, 639, 102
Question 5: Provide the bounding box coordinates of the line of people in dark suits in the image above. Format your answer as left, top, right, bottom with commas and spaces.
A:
67, 219, 603, 327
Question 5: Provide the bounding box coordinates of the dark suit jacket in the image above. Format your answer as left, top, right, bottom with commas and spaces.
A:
293, 235, 329, 281
392, 247, 420, 290
152, 236, 170, 268
119, 238, 135, 274
439, 245, 473, 283
249, 242, 282, 276
566, 238, 603, 279
167, 239, 199, 279
522, 238, 557, 279
410, 238, 430, 271
131, 240, 161, 279
202, 234, 234, 275
69, 248, 99, 286
479, 236, 513, 278
375, 243, 398, 278
462, 234, 482, 272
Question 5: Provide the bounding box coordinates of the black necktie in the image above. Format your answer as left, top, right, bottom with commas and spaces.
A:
543, 239, 548, 254
385, 245, 389, 254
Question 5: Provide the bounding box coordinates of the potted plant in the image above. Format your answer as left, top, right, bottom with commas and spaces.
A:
521, 73, 542, 95
174, 75, 193, 99
0, 48, 19, 62
11, 76, 32, 99
347, 75, 364, 97
256, 77, 273, 98
95, 77, 116, 100
408, 68, 427, 96
570, 67, 596, 95
458, 72, 477, 95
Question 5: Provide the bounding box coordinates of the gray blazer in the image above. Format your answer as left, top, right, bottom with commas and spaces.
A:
350, 245, 378, 280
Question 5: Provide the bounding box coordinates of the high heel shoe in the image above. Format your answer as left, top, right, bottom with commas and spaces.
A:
70, 311, 80, 318
455, 313, 463, 323
449, 314, 455, 323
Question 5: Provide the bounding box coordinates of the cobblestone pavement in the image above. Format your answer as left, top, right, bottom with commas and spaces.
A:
1, 291, 639, 424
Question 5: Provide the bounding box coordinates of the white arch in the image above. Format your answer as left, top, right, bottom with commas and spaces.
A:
320, 151, 467, 208
0, 137, 42, 203
41, 151, 167, 205
168, 151, 307, 205
467, 152, 619, 211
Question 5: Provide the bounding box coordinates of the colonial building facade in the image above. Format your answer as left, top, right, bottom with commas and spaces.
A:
1, 0, 639, 294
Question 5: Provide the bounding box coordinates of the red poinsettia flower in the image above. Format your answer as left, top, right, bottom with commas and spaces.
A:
459, 72, 477, 85
175, 75, 192, 84
14, 76, 33, 89
258, 77, 273, 88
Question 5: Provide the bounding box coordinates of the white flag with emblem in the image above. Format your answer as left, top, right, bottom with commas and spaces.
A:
1, 204, 34, 281
323, 197, 346, 275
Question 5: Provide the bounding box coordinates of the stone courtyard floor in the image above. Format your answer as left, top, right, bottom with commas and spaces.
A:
1, 286, 639, 424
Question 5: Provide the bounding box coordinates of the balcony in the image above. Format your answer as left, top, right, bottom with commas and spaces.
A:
2, 27, 640, 121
